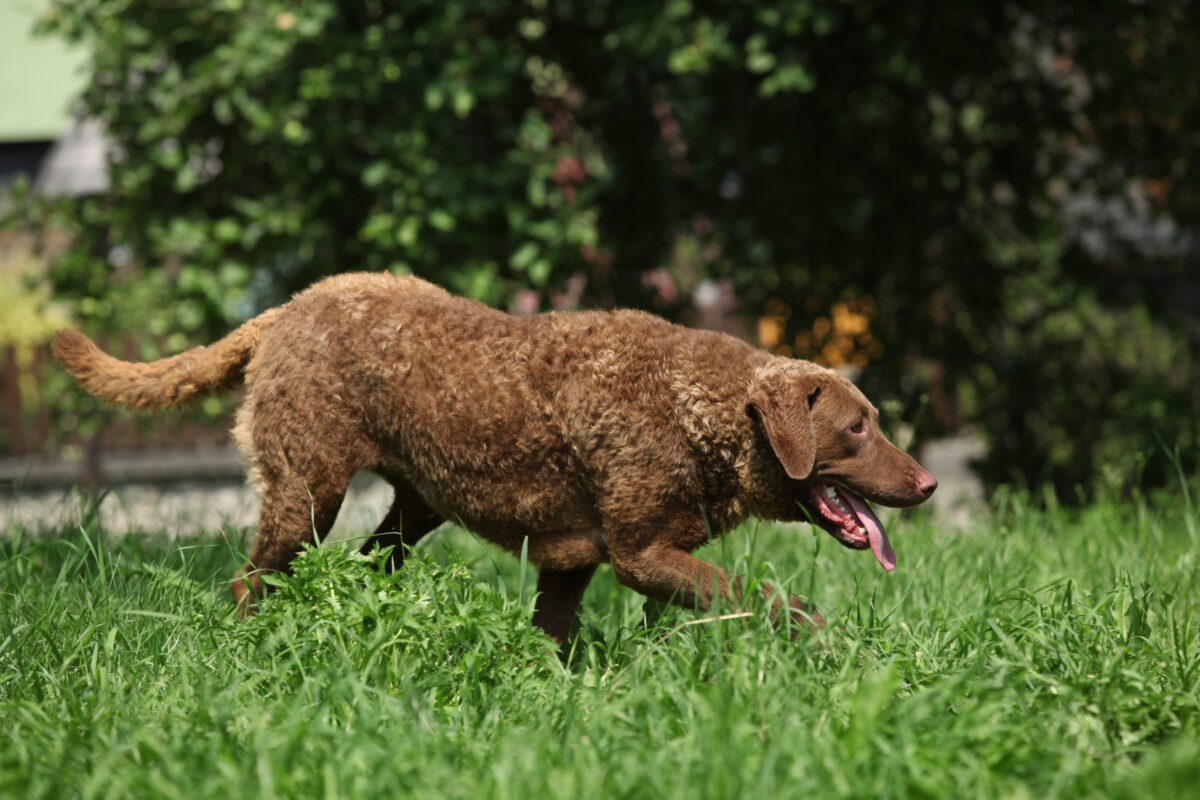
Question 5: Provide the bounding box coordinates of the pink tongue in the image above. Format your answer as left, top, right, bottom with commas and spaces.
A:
843, 490, 895, 572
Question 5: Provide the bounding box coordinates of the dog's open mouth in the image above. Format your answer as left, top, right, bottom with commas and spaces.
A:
808, 480, 896, 573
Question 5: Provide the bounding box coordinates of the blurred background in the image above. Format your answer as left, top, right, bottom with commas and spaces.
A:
1, 0, 1197, 529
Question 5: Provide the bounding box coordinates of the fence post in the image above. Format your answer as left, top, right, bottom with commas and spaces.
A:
82, 430, 103, 493
2, 345, 24, 456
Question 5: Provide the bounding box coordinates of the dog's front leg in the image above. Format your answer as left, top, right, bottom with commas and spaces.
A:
610, 542, 824, 632
532, 565, 598, 646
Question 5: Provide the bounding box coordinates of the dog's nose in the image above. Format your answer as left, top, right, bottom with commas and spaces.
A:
916, 471, 938, 499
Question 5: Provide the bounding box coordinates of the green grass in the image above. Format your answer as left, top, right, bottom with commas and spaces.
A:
2, 485, 1198, 799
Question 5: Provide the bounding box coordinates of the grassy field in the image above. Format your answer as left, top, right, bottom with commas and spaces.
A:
2, 483, 1198, 799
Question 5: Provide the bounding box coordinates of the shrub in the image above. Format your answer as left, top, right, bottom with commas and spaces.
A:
23, 0, 1200, 495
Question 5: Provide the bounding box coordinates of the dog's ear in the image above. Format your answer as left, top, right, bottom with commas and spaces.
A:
748, 373, 821, 480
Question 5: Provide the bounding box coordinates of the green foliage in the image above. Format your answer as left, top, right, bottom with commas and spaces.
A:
238, 544, 556, 703
0, 246, 67, 348
23, 0, 1200, 492
969, 264, 1199, 492
36, 0, 601, 336
2, 483, 1199, 797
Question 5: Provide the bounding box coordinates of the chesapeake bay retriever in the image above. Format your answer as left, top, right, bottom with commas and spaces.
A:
53, 273, 936, 643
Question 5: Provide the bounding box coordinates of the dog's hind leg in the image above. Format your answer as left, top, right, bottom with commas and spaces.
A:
361, 474, 444, 572
232, 485, 346, 613
231, 462, 351, 614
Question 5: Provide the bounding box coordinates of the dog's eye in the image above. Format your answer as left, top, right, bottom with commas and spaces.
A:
848, 420, 866, 435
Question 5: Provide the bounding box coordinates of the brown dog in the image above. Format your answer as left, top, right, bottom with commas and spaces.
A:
53, 273, 936, 643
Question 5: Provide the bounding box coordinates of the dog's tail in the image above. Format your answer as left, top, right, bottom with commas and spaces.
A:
51, 308, 283, 411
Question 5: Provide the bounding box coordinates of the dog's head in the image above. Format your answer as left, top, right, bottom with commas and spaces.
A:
747, 364, 936, 571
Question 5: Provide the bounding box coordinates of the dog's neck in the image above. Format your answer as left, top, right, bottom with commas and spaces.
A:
670, 374, 804, 532
739, 434, 804, 519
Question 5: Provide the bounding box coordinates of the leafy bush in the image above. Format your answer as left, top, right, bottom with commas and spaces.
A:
966, 244, 1199, 493
23, 0, 1200, 494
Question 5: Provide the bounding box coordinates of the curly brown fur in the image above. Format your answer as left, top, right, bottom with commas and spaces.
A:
55, 273, 936, 645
